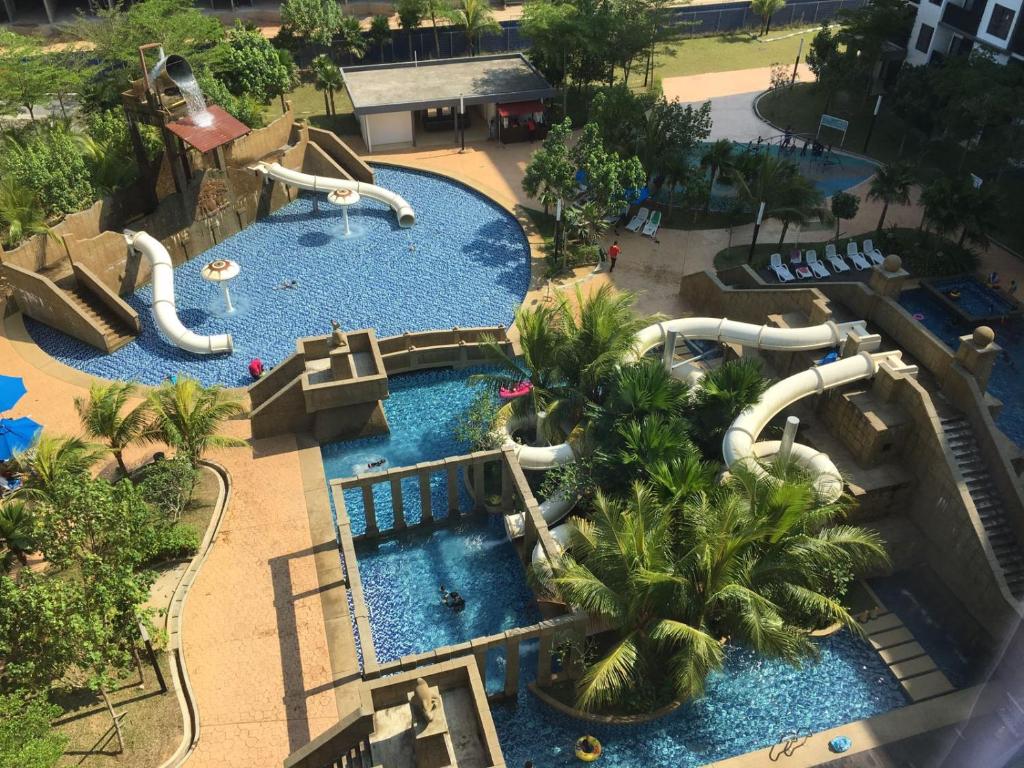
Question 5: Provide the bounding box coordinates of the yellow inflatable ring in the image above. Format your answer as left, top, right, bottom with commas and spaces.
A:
575, 736, 602, 762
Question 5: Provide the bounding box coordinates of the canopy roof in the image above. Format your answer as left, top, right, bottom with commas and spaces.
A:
166, 106, 250, 153
497, 101, 545, 117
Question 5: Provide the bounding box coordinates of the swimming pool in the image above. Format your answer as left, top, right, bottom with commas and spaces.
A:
924, 276, 1018, 323
492, 632, 907, 768
899, 288, 1024, 446
26, 165, 531, 387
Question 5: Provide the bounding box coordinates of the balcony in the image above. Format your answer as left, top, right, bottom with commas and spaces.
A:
941, 0, 988, 36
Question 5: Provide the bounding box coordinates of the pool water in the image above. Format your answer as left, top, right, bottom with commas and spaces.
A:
27, 165, 531, 387
355, 516, 540, 663
899, 288, 1024, 446
493, 633, 907, 768
927, 277, 1017, 320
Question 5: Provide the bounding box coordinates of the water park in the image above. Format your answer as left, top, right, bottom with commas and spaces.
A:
3, 4, 1024, 768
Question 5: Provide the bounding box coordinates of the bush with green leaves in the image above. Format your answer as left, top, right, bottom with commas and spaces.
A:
196, 72, 265, 129
137, 456, 199, 521
454, 390, 503, 451
0, 693, 66, 768
213, 22, 294, 105
0, 126, 95, 217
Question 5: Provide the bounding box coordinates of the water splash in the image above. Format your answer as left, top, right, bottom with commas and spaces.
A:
148, 55, 212, 127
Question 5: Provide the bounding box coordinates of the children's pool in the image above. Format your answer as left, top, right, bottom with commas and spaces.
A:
493, 633, 907, 768
899, 287, 1024, 446
26, 165, 531, 387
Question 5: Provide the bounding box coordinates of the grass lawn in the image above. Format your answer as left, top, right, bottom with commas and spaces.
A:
48, 466, 221, 767
759, 83, 1024, 255
264, 82, 359, 135
653, 27, 819, 80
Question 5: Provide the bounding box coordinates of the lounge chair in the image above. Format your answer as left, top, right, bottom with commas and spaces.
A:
826, 243, 850, 273
846, 241, 870, 270
789, 249, 813, 279
806, 250, 830, 279
625, 207, 649, 232
642, 210, 662, 238
862, 239, 885, 265
769, 253, 795, 283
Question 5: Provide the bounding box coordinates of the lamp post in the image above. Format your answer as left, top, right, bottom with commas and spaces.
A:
554, 198, 563, 267
459, 94, 466, 153
863, 94, 883, 153
747, 201, 766, 263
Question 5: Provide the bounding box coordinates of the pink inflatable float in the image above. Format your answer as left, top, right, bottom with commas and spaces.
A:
499, 380, 533, 399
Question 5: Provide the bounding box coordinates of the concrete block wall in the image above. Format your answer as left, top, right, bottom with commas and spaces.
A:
678, 270, 832, 325
2, 262, 109, 351
225, 109, 296, 167
818, 389, 910, 468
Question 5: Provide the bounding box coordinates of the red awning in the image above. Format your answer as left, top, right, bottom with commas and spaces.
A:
497, 100, 545, 118
166, 105, 250, 154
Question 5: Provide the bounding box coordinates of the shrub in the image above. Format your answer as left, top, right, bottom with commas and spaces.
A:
137, 456, 199, 521
0, 126, 94, 216
196, 71, 266, 129
213, 22, 294, 104
879, 227, 979, 277
146, 523, 200, 563
453, 390, 503, 451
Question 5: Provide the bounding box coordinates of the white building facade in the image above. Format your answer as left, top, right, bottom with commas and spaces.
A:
906, 0, 1024, 64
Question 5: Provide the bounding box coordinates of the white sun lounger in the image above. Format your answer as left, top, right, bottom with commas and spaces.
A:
862, 239, 885, 265
806, 250, 830, 279
642, 210, 662, 238
770, 253, 795, 282
826, 243, 850, 273
625, 207, 649, 232
846, 241, 871, 270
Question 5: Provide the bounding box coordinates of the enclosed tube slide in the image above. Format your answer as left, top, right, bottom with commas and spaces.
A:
722, 350, 914, 501
124, 230, 233, 355
257, 162, 415, 228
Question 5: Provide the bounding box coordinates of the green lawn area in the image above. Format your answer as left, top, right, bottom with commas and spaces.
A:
653, 27, 819, 80
263, 82, 359, 135
759, 83, 1024, 255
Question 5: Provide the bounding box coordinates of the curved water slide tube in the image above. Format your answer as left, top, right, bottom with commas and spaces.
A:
124, 230, 233, 355
723, 350, 914, 502
256, 162, 416, 228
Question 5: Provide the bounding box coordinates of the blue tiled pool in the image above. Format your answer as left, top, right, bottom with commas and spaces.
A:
926, 276, 1018, 321
26, 165, 531, 387
493, 633, 907, 768
899, 288, 1024, 446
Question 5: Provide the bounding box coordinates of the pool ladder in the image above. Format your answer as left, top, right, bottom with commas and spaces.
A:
769, 731, 808, 761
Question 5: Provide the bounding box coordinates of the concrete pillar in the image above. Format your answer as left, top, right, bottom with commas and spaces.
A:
471, 460, 485, 511
841, 330, 882, 358
501, 451, 515, 512
361, 485, 378, 536
390, 476, 405, 530
504, 637, 520, 698
662, 329, 678, 373
537, 634, 554, 686
779, 416, 799, 462
955, 326, 1001, 393
868, 254, 910, 299
446, 461, 460, 517
417, 467, 433, 524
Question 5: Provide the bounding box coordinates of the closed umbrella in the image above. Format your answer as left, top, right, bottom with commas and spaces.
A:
0, 416, 42, 461
0, 375, 27, 412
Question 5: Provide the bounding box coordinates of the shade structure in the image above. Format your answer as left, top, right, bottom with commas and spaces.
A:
0, 375, 27, 412
496, 100, 544, 118
0, 416, 42, 461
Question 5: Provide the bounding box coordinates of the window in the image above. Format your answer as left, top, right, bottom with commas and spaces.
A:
916, 23, 936, 53
987, 4, 1015, 38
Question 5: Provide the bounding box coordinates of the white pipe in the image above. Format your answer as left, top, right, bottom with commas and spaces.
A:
124, 230, 233, 355
257, 162, 416, 228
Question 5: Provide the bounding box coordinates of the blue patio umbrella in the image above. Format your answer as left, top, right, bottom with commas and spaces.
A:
0, 375, 27, 412
0, 416, 42, 461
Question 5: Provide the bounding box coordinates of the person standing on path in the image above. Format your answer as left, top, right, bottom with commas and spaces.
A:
608, 240, 621, 272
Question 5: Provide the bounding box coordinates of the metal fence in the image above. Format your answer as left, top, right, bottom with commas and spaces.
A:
316, 0, 867, 67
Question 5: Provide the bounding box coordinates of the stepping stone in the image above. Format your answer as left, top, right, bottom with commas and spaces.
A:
862, 613, 902, 634
902, 669, 954, 701
870, 627, 914, 650
889, 654, 938, 680
878, 641, 927, 665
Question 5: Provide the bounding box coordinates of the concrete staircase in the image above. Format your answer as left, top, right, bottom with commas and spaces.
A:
941, 414, 1024, 598
62, 284, 136, 352
337, 740, 372, 768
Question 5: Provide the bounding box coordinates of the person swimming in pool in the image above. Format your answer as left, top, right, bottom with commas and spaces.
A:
439, 585, 466, 612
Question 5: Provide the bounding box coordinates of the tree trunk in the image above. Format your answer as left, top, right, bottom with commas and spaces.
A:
100, 687, 125, 753
114, 450, 128, 477
280, 93, 287, 113
323, 90, 330, 115
765, 16, 773, 36
778, 220, 789, 245
57, 93, 68, 120
835, 218, 841, 241
433, 17, 441, 57
704, 168, 717, 214
133, 644, 145, 687
26, 104, 35, 121
876, 202, 889, 233
958, 228, 967, 247
330, 89, 337, 115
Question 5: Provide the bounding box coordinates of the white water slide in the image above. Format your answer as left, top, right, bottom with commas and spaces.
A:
256, 162, 416, 228
509, 317, 913, 564
124, 230, 233, 355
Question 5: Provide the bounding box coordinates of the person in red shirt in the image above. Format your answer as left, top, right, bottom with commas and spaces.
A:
248, 358, 265, 380
608, 240, 621, 272
526, 117, 537, 142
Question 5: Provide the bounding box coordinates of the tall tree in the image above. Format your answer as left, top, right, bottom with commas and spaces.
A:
572, 122, 645, 217
689, 359, 770, 459
522, 118, 577, 213
396, 0, 425, 34
751, 0, 786, 36
10, 435, 105, 504
830, 191, 860, 241
74, 382, 152, 475
0, 31, 52, 121
450, 0, 501, 56
280, 0, 344, 46
213, 21, 295, 105
701, 139, 735, 214
422, 0, 453, 55
867, 162, 914, 233
0, 501, 37, 573
147, 378, 246, 467
311, 54, 343, 115
368, 15, 393, 62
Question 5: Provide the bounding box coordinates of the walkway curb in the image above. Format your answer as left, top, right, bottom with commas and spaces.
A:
157, 460, 233, 768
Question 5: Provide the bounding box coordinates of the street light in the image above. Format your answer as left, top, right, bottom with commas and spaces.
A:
458, 94, 466, 153
748, 201, 766, 263
863, 94, 883, 153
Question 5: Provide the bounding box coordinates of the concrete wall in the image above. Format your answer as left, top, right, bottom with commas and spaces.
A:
225, 109, 296, 168
2, 262, 109, 351
308, 126, 375, 183
679, 270, 832, 325
362, 111, 413, 150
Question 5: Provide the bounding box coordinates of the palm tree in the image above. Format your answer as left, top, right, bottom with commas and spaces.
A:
11, 435, 106, 502
958, 184, 1000, 249
423, 0, 452, 55
147, 378, 246, 467
732, 154, 824, 245
867, 162, 914, 233
75, 134, 137, 196
752, 0, 787, 35
551, 484, 726, 711
311, 54, 343, 116
0, 177, 50, 248
919, 177, 966, 238
0, 500, 36, 572
450, 0, 500, 55
563, 201, 609, 247
74, 382, 151, 475
774, 173, 825, 245
701, 139, 735, 214
689, 359, 770, 459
